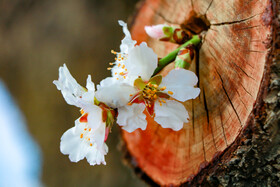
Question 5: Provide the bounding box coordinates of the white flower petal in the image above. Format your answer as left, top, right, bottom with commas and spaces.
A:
96, 78, 137, 108
83, 106, 103, 130
161, 69, 200, 102
60, 126, 86, 162
154, 100, 189, 131
53, 64, 86, 107
60, 121, 107, 165
97, 77, 115, 89
117, 103, 147, 132
86, 143, 108, 166
126, 42, 158, 81
118, 20, 137, 53
111, 65, 137, 85
86, 75, 95, 92
90, 122, 106, 153
74, 115, 105, 152
81, 75, 95, 103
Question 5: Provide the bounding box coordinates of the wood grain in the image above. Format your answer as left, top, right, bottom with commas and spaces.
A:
122, 0, 274, 185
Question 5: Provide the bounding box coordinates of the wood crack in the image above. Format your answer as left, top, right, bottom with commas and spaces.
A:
217, 65, 250, 112
190, 0, 194, 9
232, 85, 250, 112
211, 13, 261, 26
203, 87, 218, 151
240, 83, 253, 97
230, 61, 256, 81
204, 0, 214, 15
216, 70, 242, 126
203, 88, 210, 124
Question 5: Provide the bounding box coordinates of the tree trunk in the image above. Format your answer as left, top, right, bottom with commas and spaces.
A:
121, 0, 280, 186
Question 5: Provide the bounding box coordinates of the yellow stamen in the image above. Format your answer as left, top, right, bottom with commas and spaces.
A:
109, 62, 114, 65
153, 95, 157, 99
88, 128, 91, 131
115, 72, 117, 75
153, 84, 158, 88
122, 65, 125, 69
168, 91, 173, 95
80, 134, 83, 138
148, 104, 151, 107
123, 76, 126, 79
80, 109, 85, 114
118, 63, 121, 67
162, 99, 166, 103
127, 102, 132, 105
160, 86, 166, 91
84, 128, 87, 131
107, 67, 112, 70
90, 143, 93, 146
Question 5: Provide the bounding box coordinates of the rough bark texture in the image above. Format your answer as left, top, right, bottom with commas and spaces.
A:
121, 0, 280, 186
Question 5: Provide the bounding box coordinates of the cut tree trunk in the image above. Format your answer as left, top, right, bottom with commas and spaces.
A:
121, 0, 280, 186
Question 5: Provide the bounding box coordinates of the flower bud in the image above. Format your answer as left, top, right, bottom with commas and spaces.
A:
175, 45, 195, 69
145, 24, 167, 39
145, 24, 193, 44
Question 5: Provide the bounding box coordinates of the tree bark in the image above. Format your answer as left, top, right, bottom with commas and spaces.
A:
121, 0, 280, 186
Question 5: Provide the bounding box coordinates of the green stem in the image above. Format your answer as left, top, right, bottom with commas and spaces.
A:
152, 35, 201, 76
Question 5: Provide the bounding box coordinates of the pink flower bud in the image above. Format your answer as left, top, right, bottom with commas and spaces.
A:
144, 24, 167, 39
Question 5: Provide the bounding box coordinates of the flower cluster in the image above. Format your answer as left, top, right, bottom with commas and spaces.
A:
54, 21, 200, 166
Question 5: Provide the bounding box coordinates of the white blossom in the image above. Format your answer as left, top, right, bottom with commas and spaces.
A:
95, 21, 200, 132
54, 64, 108, 165
117, 68, 200, 132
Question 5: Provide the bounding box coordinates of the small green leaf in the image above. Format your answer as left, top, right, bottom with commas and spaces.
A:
134, 77, 146, 90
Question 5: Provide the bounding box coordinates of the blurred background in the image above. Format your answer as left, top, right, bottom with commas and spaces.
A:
0, 0, 146, 186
